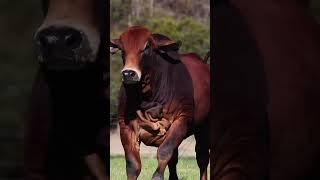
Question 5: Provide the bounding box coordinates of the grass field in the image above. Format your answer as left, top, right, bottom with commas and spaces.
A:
111, 155, 208, 180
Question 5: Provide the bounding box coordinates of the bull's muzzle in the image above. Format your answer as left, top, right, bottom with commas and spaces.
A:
121, 69, 140, 84
34, 26, 93, 70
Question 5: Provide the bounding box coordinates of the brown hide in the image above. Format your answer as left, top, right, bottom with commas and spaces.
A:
231, 0, 320, 179
213, 0, 320, 179
180, 53, 210, 123
212, 2, 269, 179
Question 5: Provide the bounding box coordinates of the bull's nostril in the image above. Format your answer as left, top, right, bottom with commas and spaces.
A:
39, 36, 48, 48
64, 31, 82, 49
36, 27, 83, 51
37, 34, 58, 49
129, 71, 136, 77
123, 72, 129, 77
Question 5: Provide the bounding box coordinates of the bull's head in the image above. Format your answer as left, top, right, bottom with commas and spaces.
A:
34, 0, 101, 70
110, 26, 181, 84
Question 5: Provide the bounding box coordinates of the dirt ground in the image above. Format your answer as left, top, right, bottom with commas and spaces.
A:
110, 128, 196, 157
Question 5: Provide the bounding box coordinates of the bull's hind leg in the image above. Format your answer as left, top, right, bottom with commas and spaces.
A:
194, 124, 210, 180
119, 120, 141, 180
168, 148, 179, 180
152, 118, 189, 180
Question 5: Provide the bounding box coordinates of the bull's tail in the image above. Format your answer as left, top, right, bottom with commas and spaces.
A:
203, 51, 210, 64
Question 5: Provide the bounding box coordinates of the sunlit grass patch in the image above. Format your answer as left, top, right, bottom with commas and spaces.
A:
110, 155, 208, 180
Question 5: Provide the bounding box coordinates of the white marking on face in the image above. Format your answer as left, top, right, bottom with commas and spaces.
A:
121, 67, 141, 81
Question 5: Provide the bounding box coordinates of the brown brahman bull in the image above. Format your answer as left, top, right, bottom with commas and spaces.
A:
110, 26, 210, 180
26, 0, 108, 179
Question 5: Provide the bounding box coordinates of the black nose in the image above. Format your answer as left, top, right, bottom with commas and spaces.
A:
36, 27, 83, 53
122, 70, 139, 83
122, 70, 137, 78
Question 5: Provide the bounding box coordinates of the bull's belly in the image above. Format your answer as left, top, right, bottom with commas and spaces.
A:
136, 111, 173, 147
139, 128, 166, 147
137, 121, 194, 147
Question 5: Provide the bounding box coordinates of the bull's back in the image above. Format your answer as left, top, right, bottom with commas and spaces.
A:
180, 53, 210, 123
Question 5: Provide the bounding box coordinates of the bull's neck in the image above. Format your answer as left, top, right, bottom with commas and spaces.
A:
141, 54, 177, 105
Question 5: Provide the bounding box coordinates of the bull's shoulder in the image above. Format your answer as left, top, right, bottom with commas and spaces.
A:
180, 53, 210, 70
179, 53, 203, 62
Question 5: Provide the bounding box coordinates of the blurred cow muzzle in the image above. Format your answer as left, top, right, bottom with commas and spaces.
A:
37, 27, 83, 51
35, 26, 96, 70
121, 69, 140, 84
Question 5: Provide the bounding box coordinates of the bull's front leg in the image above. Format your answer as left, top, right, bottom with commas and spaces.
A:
119, 119, 141, 180
152, 117, 189, 180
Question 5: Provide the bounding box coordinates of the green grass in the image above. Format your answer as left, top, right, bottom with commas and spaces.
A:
111, 155, 207, 180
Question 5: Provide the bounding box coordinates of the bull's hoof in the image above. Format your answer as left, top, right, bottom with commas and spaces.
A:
152, 172, 164, 180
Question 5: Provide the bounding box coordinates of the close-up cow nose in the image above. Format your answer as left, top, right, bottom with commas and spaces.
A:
36, 27, 83, 52
122, 70, 139, 83
122, 69, 136, 78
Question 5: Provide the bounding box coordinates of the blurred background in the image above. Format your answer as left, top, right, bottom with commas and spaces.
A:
0, 1, 42, 179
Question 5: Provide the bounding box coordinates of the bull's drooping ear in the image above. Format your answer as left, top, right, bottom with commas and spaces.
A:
157, 41, 182, 62
157, 40, 182, 53
151, 33, 182, 52
110, 39, 121, 55
150, 33, 182, 62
